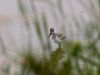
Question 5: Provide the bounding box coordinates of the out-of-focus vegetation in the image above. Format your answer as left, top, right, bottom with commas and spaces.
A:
0, 0, 100, 75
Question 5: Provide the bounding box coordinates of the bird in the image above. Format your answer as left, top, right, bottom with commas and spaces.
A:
48, 27, 65, 48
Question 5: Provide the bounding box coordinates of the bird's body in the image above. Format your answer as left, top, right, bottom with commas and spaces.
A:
48, 28, 65, 48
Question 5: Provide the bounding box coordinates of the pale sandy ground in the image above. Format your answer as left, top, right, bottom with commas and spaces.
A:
0, 0, 100, 74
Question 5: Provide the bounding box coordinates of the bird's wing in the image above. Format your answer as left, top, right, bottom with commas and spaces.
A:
56, 33, 65, 40
61, 36, 66, 40
56, 33, 62, 37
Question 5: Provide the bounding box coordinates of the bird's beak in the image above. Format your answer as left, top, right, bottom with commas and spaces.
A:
48, 33, 52, 38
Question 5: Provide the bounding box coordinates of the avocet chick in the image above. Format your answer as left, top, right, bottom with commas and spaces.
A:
48, 27, 65, 48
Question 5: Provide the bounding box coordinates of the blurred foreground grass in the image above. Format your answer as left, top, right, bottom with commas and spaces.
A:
1, 0, 100, 75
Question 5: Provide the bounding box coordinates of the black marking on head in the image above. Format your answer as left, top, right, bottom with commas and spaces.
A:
50, 28, 54, 33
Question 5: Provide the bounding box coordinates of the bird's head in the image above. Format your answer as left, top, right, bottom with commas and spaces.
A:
48, 27, 55, 38
50, 27, 55, 33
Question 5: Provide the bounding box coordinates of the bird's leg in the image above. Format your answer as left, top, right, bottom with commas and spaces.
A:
58, 43, 61, 48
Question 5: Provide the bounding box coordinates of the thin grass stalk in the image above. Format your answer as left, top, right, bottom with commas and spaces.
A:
42, 12, 52, 51
78, 0, 99, 21
29, 0, 45, 51
57, 0, 66, 33
79, 55, 100, 67
29, 0, 50, 61
75, 58, 83, 75
18, 0, 33, 51
0, 34, 7, 54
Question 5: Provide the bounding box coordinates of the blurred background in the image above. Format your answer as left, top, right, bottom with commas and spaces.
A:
0, 0, 100, 75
